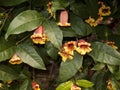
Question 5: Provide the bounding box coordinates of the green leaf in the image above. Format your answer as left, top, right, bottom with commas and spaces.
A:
84, 0, 99, 17
113, 68, 120, 80
70, 0, 99, 18
51, 0, 69, 17
0, 0, 28, 6
107, 64, 119, 73
43, 20, 63, 50
76, 79, 94, 88
91, 71, 107, 90
0, 37, 16, 62
17, 44, 46, 70
107, 78, 120, 90
70, 2, 89, 19
0, 65, 19, 81
45, 42, 59, 60
89, 42, 120, 65
92, 63, 105, 71
56, 81, 73, 90
5, 10, 44, 39
62, 27, 76, 37
19, 79, 32, 90
59, 52, 83, 82
70, 13, 92, 36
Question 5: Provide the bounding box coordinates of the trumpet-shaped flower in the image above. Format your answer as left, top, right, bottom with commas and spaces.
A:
98, 4, 111, 16
63, 41, 77, 55
9, 54, 22, 64
71, 84, 81, 90
0, 83, 3, 89
85, 17, 98, 27
58, 41, 77, 62
47, 2, 53, 16
58, 51, 73, 62
57, 10, 71, 26
32, 81, 41, 90
105, 41, 118, 50
75, 40, 92, 55
107, 80, 114, 90
31, 26, 49, 44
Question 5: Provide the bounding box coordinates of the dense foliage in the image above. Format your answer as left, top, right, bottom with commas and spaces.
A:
0, 0, 120, 90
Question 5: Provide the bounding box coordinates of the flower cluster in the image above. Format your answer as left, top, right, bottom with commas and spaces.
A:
85, 1, 111, 27
58, 40, 92, 62
9, 54, 22, 64
31, 26, 49, 44
32, 81, 41, 90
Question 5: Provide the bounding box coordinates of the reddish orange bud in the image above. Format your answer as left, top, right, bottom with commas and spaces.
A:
34, 26, 44, 34
57, 10, 71, 26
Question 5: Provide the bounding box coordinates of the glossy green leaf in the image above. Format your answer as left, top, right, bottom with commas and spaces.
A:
91, 71, 107, 90
51, 0, 69, 17
0, 37, 16, 62
113, 69, 120, 80
59, 52, 83, 82
0, 65, 19, 81
5, 10, 44, 39
56, 81, 73, 90
70, 13, 92, 36
70, 2, 88, 19
107, 64, 119, 73
76, 79, 94, 88
70, 0, 98, 18
62, 27, 76, 37
0, 0, 28, 6
110, 78, 120, 89
84, 0, 99, 17
19, 79, 32, 90
92, 63, 105, 71
89, 42, 120, 65
43, 20, 63, 50
17, 44, 46, 70
45, 42, 59, 60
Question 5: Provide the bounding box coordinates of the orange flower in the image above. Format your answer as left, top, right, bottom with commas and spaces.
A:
75, 39, 92, 55
31, 26, 49, 44
0, 83, 3, 89
9, 54, 22, 64
85, 16, 98, 27
63, 41, 77, 55
98, 3, 111, 16
107, 80, 114, 90
47, 2, 53, 16
104, 41, 118, 50
58, 51, 73, 62
57, 10, 71, 26
58, 41, 77, 62
32, 81, 41, 90
71, 84, 81, 90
